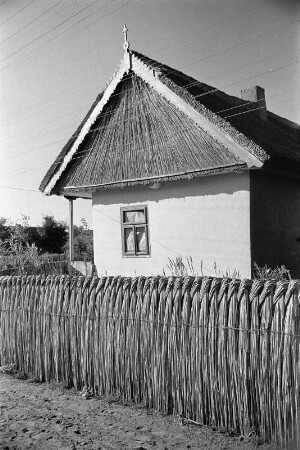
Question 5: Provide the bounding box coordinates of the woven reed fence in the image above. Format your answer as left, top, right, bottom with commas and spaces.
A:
0, 275, 299, 446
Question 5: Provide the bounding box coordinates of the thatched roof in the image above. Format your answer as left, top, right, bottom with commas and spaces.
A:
40, 50, 300, 196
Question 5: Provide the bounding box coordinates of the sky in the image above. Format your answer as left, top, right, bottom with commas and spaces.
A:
0, 0, 299, 227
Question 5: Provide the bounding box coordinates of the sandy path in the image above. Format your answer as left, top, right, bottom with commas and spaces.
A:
0, 374, 272, 450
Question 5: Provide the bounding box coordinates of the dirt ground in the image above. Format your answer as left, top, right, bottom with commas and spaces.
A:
0, 373, 274, 450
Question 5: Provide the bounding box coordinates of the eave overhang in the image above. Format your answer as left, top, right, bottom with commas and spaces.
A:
59, 164, 248, 195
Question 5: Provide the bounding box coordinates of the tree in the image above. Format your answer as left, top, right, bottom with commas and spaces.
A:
64, 218, 93, 262
37, 215, 68, 254
0, 215, 41, 275
0, 217, 10, 243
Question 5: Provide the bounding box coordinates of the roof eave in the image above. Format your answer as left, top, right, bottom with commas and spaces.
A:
59, 163, 248, 195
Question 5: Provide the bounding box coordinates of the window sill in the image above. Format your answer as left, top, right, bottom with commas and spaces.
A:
122, 254, 151, 258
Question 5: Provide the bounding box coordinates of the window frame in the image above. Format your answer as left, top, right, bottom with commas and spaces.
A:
120, 205, 150, 257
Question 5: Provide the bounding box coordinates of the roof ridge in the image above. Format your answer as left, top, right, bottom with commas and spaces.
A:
130, 50, 268, 162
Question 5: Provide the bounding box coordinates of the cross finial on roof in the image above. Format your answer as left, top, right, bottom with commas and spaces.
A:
123, 24, 130, 51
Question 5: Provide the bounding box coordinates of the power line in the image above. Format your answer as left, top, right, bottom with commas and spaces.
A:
0, 5, 297, 162
2, 42, 297, 145
2, 29, 298, 133
0, 2, 295, 117
0, 185, 40, 193
157, 3, 260, 57
0, 0, 101, 63
0, 0, 64, 47
1, 16, 297, 129
122, 20, 299, 96
160, 4, 286, 61
1, 55, 298, 151
1, 119, 80, 148
1, 92, 298, 183
223, 94, 300, 119
0, 0, 37, 27
0, 137, 70, 163
4, 73, 101, 122
0, 105, 87, 144
0, 1, 246, 77
0, 60, 298, 182
0, 1, 292, 76
0, 83, 296, 163
0, 0, 128, 76
193, 61, 298, 101
0, 138, 71, 162
178, 19, 299, 73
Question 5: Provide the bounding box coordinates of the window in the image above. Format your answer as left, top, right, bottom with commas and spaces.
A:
120, 205, 150, 256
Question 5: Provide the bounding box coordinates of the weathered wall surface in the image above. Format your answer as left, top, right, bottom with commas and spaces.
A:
92, 173, 251, 277
250, 160, 300, 278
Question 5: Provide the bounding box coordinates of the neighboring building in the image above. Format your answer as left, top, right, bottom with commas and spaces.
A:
40, 30, 300, 278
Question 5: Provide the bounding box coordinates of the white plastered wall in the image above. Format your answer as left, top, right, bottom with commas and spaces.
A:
92, 172, 251, 278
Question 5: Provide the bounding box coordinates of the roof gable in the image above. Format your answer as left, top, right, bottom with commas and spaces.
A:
55, 73, 246, 193
40, 50, 299, 196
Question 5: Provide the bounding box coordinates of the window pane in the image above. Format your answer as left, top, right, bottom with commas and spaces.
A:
136, 226, 147, 252
124, 210, 145, 223
124, 228, 134, 252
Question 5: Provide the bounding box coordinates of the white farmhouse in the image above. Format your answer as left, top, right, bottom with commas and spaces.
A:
40, 30, 300, 278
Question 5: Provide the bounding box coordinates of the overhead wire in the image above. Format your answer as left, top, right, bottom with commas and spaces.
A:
0, 0, 131, 125
0, 1, 295, 125
0, 0, 37, 27
0, 0, 290, 77
223, 93, 300, 119
1, 53, 298, 150
1, 15, 298, 139
2, 12, 298, 134
0, 0, 125, 69
1, 119, 83, 148
0, 0, 292, 79
1, 90, 299, 183
1, 70, 298, 188
0, 0, 101, 63
4, 72, 102, 121
0, 138, 72, 163
0, 105, 88, 144
0, 185, 40, 193
0, 0, 65, 47
1, 80, 294, 164
160, 4, 286, 60
0, 7, 298, 232
167, 19, 299, 78
156, 3, 260, 56
0, 3, 298, 179
5, 49, 297, 137
0, 4, 297, 171
3, 28, 296, 130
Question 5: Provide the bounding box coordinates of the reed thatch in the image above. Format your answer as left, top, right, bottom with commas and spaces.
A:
39, 50, 300, 195
56, 73, 245, 192
135, 51, 300, 163
0, 274, 299, 447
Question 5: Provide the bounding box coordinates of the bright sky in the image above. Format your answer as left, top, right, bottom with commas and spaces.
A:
0, 0, 299, 226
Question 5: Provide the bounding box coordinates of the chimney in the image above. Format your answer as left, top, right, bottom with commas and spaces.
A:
241, 85, 267, 120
